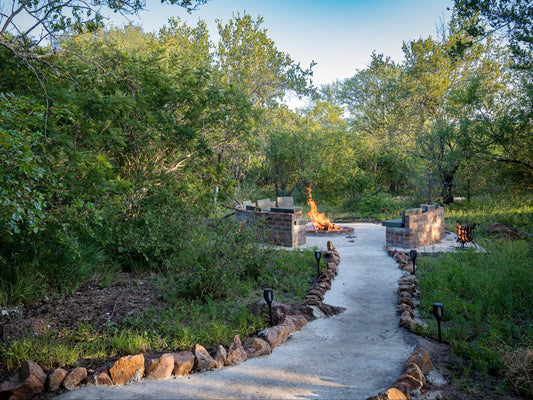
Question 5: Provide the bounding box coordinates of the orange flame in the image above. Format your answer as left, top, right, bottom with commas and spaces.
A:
306, 186, 341, 231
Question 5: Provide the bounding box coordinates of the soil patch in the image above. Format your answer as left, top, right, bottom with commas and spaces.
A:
2, 273, 160, 342
0, 273, 161, 380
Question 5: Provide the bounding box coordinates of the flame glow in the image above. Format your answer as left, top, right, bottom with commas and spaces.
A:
306, 186, 341, 231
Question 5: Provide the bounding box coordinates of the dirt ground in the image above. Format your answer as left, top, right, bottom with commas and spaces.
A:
0, 273, 161, 378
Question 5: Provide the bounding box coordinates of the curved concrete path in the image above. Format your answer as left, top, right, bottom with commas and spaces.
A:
59, 223, 415, 399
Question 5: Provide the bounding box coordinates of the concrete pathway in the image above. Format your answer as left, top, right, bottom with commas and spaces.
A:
59, 223, 416, 399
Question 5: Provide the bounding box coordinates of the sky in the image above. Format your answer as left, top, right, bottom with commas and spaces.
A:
123, 0, 454, 88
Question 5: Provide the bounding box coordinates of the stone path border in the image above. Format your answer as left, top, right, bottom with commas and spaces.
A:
365, 247, 436, 400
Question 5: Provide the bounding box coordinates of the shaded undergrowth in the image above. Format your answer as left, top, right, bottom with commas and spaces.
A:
0, 220, 316, 371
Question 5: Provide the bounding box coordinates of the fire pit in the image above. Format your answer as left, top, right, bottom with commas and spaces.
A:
456, 222, 477, 248
306, 223, 355, 235
305, 187, 354, 235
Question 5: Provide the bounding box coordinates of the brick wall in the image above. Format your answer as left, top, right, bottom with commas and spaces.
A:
385, 204, 445, 248
235, 208, 306, 248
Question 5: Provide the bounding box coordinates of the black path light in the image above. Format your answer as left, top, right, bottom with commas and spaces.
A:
315, 249, 322, 278
263, 288, 274, 327
432, 302, 444, 342
410, 249, 418, 276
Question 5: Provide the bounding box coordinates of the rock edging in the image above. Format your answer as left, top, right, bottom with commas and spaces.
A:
0, 241, 344, 400
365, 247, 435, 400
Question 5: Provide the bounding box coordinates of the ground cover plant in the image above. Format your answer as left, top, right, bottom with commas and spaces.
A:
416, 195, 533, 398
0, 219, 316, 374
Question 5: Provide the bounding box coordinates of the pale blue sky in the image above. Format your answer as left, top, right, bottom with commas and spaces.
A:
125, 0, 453, 87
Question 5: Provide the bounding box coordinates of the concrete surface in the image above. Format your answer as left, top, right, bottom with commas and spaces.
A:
414, 230, 485, 254
59, 223, 416, 400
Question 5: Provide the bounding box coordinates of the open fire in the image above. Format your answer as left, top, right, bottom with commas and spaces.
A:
306, 186, 341, 232
305, 187, 354, 235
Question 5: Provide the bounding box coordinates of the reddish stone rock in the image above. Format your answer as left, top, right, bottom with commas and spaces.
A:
396, 303, 414, 317
172, 351, 195, 376
243, 337, 271, 358
400, 263, 413, 273
145, 354, 174, 380
87, 366, 113, 386
284, 315, 307, 330
227, 335, 248, 366
398, 293, 414, 308
398, 275, 416, 285
264, 324, 293, 349
109, 354, 145, 385
0, 360, 46, 400
214, 345, 227, 368
308, 288, 324, 299
394, 252, 408, 264
394, 373, 423, 391
48, 368, 68, 391
326, 241, 337, 251
397, 284, 416, 294
63, 367, 87, 390
317, 302, 345, 317
327, 254, 341, 266
303, 295, 321, 305
405, 348, 433, 375
193, 344, 216, 372
319, 279, 331, 290
404, 362, 426, 386
381, 387, 408, 399
321, 268, 335, 279
313, 285, 327, 295
391, 381, 412, 399
399, 311, 413, 327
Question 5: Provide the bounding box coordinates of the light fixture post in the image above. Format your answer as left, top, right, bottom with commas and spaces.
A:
263, 288, 274, 327
432, 302, 444, 342
410, 249, 418, 276
315, 250, 322, 278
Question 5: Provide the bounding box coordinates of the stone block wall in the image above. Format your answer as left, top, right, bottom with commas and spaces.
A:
235, 207, 306, 248
385, 204, 445, 248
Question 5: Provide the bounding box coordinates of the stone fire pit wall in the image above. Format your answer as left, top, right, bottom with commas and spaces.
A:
383, 204, 445, 248
235, 205, 306, 248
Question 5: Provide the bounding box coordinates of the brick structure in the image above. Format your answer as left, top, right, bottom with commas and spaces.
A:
383, 204, 445, 248
235, 206, 306, 248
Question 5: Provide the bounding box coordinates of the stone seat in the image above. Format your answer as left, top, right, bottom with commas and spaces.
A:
381, 218, 404, 228
270, 206, 303, 214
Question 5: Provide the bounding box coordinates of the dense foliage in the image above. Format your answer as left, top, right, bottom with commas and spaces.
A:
0, 3, 531, 396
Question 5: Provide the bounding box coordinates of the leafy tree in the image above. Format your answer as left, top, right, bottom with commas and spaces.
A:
0, 0, 210, 103
215, 13, 315, 106
453, 0, 533, 68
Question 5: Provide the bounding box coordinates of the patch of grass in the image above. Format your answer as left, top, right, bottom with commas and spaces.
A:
444, 194, 532, 239
0, 220, 317, 371
416, 239, 532, 396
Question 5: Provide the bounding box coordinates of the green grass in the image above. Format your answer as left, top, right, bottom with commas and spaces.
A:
415, 194, 533, 397
0, 221, 316, 371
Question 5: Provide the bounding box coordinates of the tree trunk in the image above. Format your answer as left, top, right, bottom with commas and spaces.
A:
440, 166, 458, 205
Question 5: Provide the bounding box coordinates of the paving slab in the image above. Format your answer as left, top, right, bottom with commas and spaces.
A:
413, 230, 485, 254
59, 223, 416, 399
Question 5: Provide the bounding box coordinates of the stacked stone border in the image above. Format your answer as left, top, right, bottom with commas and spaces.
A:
365, 246, 435, 400
0, 242, 342, 400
